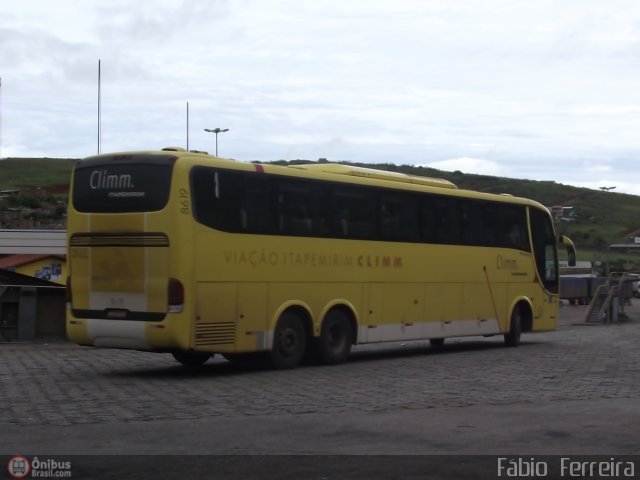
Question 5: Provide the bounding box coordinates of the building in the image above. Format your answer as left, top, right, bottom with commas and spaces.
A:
0, 269, 65, 341
549, 205, 576, 222
0, 208, 22, 228
610, 228, 640, 253
0, 254, 66, 284
0, 230, 67, 341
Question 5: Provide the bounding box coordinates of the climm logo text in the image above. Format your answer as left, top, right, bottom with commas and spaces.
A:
90, 170, 135, 190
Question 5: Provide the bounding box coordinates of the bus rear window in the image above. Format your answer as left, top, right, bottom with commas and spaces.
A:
72, 155, 175, 213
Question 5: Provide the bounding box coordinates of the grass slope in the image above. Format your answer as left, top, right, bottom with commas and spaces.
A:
0, 157, 75, 190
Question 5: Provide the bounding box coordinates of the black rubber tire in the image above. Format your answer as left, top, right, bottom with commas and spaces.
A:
317, 310, 353, 365
504, 308, 522, 347
429, 338, 445, 348
269, 312, 307, 369
172, 351, 212, 366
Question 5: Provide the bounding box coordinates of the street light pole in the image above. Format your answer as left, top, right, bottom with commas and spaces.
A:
204, 127, 229, 156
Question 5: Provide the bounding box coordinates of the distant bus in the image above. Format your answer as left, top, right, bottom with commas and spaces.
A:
66, 149, 576, 368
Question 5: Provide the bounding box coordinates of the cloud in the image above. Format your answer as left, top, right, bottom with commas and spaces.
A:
3, 1, 640, 194
583, 162, 612, 174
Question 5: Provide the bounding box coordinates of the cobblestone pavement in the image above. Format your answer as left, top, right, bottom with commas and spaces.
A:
1, 304, 640, 459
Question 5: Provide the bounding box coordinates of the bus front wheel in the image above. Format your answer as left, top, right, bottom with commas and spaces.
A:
172, 351, 212, 366
504, 309, 522, 347
270, 312, 307, 369
317, 310, 353, 365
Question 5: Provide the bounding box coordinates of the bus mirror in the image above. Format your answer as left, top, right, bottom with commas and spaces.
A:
559, 235, 577, 267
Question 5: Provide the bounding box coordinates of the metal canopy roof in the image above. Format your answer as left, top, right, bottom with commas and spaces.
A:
0, 229, 66, 255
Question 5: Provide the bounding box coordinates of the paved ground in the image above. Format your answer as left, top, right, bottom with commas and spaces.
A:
1, 303, 640, 478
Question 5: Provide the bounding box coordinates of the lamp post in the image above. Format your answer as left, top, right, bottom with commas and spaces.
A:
204, 127, 229, 156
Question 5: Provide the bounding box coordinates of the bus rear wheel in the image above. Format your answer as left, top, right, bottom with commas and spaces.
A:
270, 312, 307, 369
504, 308, 522, 347
316, 310, 353, 365
172, 351, 212, 366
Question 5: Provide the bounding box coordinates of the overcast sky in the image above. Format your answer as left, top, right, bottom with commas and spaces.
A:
2, 1, 640, 194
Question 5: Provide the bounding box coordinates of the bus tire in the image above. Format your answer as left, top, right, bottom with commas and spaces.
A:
504, 308, 522, 347
429, 338, 445, 348
270, 312, 307, 369
172, 351, 212, 366
317, 310, 353, 365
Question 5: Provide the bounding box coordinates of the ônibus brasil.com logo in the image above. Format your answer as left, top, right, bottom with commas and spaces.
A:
7, 456, 72, 478
7, 456, 30, 479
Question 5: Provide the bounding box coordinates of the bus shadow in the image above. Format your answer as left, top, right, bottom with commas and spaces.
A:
348, 338, 539, 363
103, 338, 539, 379
102, 360, 268, 379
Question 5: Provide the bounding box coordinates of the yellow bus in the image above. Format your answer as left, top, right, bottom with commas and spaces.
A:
66, 148, 576, 368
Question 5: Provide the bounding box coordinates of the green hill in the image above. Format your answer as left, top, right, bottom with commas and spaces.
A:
0, 157, 75, 190
1, 156, 639, 269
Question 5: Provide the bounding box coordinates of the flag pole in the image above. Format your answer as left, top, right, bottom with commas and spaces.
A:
97, 59, 101, 154
0, 76, 3, 159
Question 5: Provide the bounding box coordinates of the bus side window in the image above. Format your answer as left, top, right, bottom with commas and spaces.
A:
280, 204, 312, 235
505, 222, 523, 248
191, 167, 241, 231
242, 174, 273, 233
332, 188, 374, 239
421, 197, 436, 243
335, 209, 348, 236
380, 197, 402, 240
381, 194, 420, 242
311, 187, 331, 235
459, 201, 479, 245
502, 206, 528, 251
432, 197, 458, 244
477, 202, 497, 247
277, 182, 314, 236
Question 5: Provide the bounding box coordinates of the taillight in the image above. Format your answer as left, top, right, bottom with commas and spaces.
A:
66, 276, 72, 306
168, 277, 184, 313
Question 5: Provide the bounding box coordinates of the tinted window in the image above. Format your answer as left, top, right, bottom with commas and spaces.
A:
500, 204, 529, 251
191, 167, 274, 233
190, 165, 531, 253
423, 196, 460, 244
332, 187, 375, 238
277, 181, 316, 235
72, 155, 174, 213
380, 193, 420, 242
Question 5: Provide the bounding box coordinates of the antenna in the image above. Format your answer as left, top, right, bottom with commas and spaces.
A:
186, 101, 189, 151
97, 59, 102, 154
